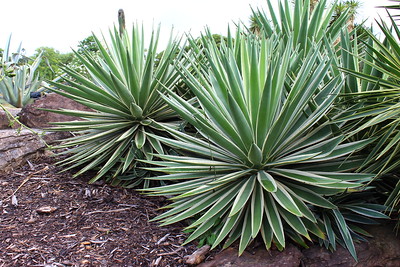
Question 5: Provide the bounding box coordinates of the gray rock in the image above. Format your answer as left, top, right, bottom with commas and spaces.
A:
0, 129, 70, 174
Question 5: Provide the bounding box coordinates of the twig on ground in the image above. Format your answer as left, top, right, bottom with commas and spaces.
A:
2, 166, 49, 202
156, 234, 170, 245
157, 247, 184, 256
184, 245, 210, 265
84, 207, 132, 215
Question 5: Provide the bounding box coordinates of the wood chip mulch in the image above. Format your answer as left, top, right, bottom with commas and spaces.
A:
0, 157, 209, 267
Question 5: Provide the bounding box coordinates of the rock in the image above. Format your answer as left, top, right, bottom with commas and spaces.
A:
302, 223, 400, 267
0, 129, 70, 174
18, 93, 92, 128
199, 244, 302, 267
36, 206, 58, 214
0, 108, 21, 129
200, 224, 400, 267
302, 245, 356, 267
185, 245, 210, 265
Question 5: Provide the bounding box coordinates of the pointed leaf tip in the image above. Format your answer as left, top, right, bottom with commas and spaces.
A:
248, 143, 263, 167
257, 170, 277, 192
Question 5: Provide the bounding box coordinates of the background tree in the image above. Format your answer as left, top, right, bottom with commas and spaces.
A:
332, 0, 361, 32
65, 35, 101, 78
77, 35, 99, 54
32, 47, 74, 80
249, 15, 261, 35
31, 36, 99, 80
310, 0, 319, 12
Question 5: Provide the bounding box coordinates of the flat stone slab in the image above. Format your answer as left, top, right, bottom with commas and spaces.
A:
0, 129, 70, 174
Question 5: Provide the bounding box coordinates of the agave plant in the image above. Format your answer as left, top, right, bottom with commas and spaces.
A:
48, 24, 185, 186
0, 34, 28, 69
338, 17, 400, 171
336, 12, 400, 228
142, 27, 380, 259
251, 0, 351, 56
0, 35, 45, 108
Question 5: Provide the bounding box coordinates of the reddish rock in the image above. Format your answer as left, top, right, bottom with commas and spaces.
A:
18, 93, 92, 128
199, 244, 302, 267
200, 224, 400, 267
302, 223, 400, 267
0, 108, 21, 129
302, 245, 357, 267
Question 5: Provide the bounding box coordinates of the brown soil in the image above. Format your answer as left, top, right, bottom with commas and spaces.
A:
0, 157, 208, 266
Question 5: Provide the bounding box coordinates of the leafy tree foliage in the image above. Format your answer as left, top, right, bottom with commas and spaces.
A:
31, 35, 99, 80
77, 35, 99, 54
32, 47, 74, 80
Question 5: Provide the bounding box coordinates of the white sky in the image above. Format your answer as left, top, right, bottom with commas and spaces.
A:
0, 0, 394, 56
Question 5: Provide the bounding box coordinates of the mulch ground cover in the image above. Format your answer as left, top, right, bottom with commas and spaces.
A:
0, 157, 211, 266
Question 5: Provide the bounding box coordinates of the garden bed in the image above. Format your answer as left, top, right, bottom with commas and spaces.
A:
0, 157, 203, 266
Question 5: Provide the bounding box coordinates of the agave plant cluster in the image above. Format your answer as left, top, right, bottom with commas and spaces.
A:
337, 3, 400, 229
48, 0, 397, 260
0, 35, 47, 108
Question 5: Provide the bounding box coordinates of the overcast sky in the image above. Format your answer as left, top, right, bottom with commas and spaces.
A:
0, 0, 394, 56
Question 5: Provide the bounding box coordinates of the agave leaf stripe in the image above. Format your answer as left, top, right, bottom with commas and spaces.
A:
342, 206, 390, 219
184, 208, 228, 246
42, 108, 123, 120
50, 71, 129, 111
264, 193, 285, 247
146, 177, 216, 196
187, 182, 244, 229
238, 207, 254, 255
144, 172, 219, 181
302, 218, 325, 239
281, 182, 337, 209
260, 215, 274, 249
289, 136, 343, 159
153, 154, 244, 168
271, 168, 343, 185
332, 209, 357, 261
171, 68, 249, 153
211, 209, 243, 249
272, 77, 342, 156
151, 191, 214, 221
303, 139, 374, 163
146, 127, 240, 163
159, 189, 229, 226
251, 183, 264, 237
322, 213, 336, 249
279, 207, 310, 239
